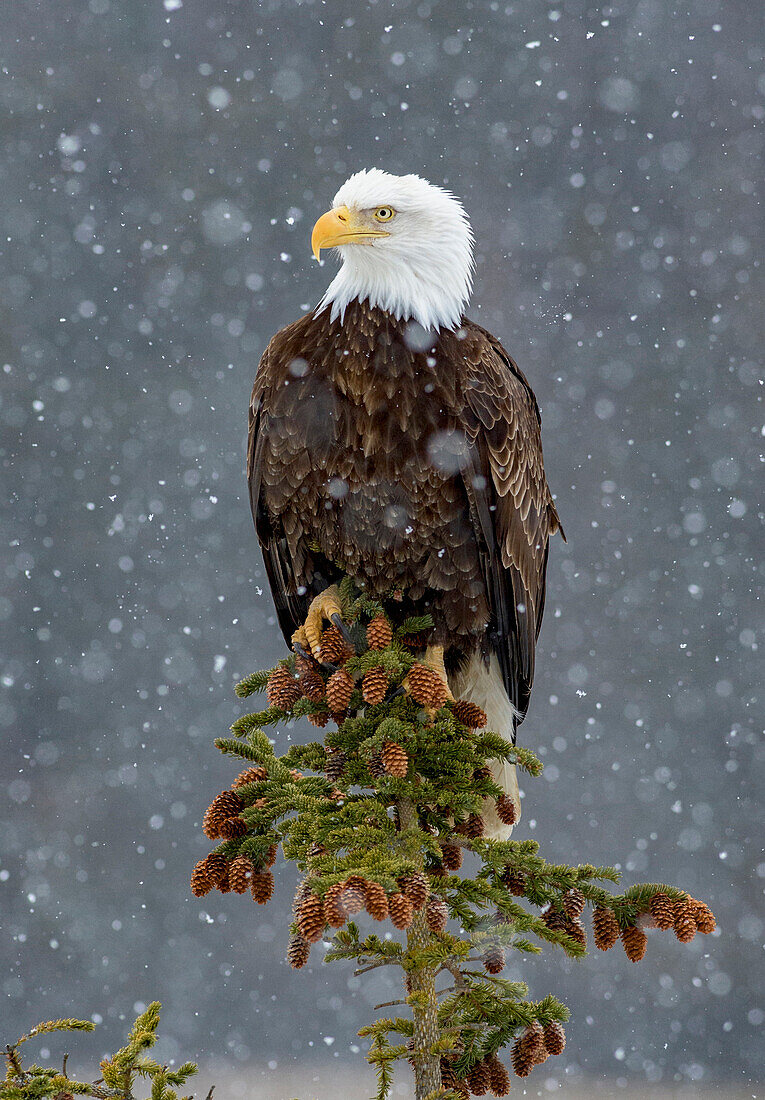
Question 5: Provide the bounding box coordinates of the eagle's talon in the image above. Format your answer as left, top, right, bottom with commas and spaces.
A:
330, 612, 354, 650
292, 641, 313, 663
301, 584, 345, 658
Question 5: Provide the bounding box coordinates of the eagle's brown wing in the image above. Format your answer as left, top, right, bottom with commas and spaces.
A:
247, 342, 312, 643
459, 321, 562, 724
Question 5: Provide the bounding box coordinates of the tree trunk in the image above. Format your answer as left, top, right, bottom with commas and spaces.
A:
398, 798, 441, 1099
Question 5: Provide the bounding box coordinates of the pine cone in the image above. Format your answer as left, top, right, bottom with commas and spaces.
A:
441, 842, 463, 871
486, 1054, 511, 1095
367, 750, 387, 779
232, 765, 267, 789
690, 897, 716, 934
565, 917, 587, 948
592, 905, 620, 950
364, 880, 389, 921
323, 882, 347, 927
229, 856, 254, 894
406, 663, 448, 709
510, 1036, 534, 1078
203, 851, 227, 884
455, 812, 484, 838
542, 906, 568, 933
295, 655, 326, 702
287, 933, 310, 970
203, 790, 244, 839
522, 1021, 548, 1065
362, 665, 388, 705
380, 739, 408, 777
250, 868, 274, 904
621, 923, 648, 961
266, 664, 301, 710
543, 1020, 566, 1056
563, 888, 586, 920
218, 816, 247, 839
324, 749, 346, 782
190, 861, 211, 897
319, 624, 351, 665
308, 710, 329, 728
426, 895, 448, 933
388, 891, 414, 929
466, 1059, 491, 1095
502, 868, 527, 896
398, 630, 431, 651
440, 1058, 459, 1091
216, 867, 231, 893
673, 898, 697, 943
495, 794, 517, 826
296, 891, 325, 942
326, 668, 354, 712
482, 943, 505, 974
292, 878, 311, 915
451, 699, 488, 729
264, 843, 278, 868
400, 871, 428, 910
649, 891, 675, 930
341, 882, 366, 915
366, 614, 393, 650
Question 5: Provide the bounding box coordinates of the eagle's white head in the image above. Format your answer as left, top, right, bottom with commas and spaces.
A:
312, 168, 475, 333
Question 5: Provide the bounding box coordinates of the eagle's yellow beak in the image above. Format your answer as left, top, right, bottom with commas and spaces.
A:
311, 205, 390, 260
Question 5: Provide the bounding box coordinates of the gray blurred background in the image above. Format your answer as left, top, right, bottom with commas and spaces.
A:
1, 0, 762, 1095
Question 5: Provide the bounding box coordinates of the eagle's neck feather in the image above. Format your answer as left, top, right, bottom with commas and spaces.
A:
315, 236, 473, 333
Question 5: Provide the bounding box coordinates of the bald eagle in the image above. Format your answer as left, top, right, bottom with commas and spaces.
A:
248, 169, 562, 837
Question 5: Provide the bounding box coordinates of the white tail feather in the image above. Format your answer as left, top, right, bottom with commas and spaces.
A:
449, 653, 521, 840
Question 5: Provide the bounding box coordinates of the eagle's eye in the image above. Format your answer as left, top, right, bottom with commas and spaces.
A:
374, 206, 395, 222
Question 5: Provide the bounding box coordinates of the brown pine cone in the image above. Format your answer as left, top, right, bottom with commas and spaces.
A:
297, 891, 325, 942
367, 750, 387, 779
362, 665, 388, 705
232, 765, 267, 789
388, 891, 414, 930
341, 882, 366, 915
266, 664, 301, 710
319, 624, 351, 665
510, 1036, 534, 1078
218, 816, 247, 839
366, 614, 393, 651
406, 663, 448, 709
440, 1058, 459, 1091
203, 789, 244, 839
264, 843, 278, 868
228, 856, 254, 894
308, 710, 329, 728
649, 891, 676, 930
398, 630, 431, 651
543, 1020, 566, 1056
364, 880, 389, 921
542, 906, 569, 933
441, 842, 463, 871
565, 917, 587, 948
216, 867, 231, 893
451, 699, 488, 729
466, 1059, 491, 1095
592, 905, 620, 950
203, 851, 227, 884
690, 897, 716, 934
287, 933, 310, 969
502, 868, 527, 896
250, 868, 274, 904
495, 794, 517, 826
292, 878, 311, 915
425, 895, 448, 933
482, 943, 505, 974
486, 1054, 511, 1095
522, 1021, 548, 1065
455, 812, 484, 838
323, 882, 348, 927
562, 888, 586, 920
326, 668, 354, 712
190, 861, 211, 897
324, 749, 346, 782
400, 870, 429, 910
295, 656, 326, 702
380, 739, 408, 778
673, 898, 697, 943
621, 923, 648, 961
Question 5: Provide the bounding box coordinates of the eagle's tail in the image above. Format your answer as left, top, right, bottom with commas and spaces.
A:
449, 652, 521, 840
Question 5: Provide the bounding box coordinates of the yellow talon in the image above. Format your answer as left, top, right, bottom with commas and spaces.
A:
301, 584, 344, 658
